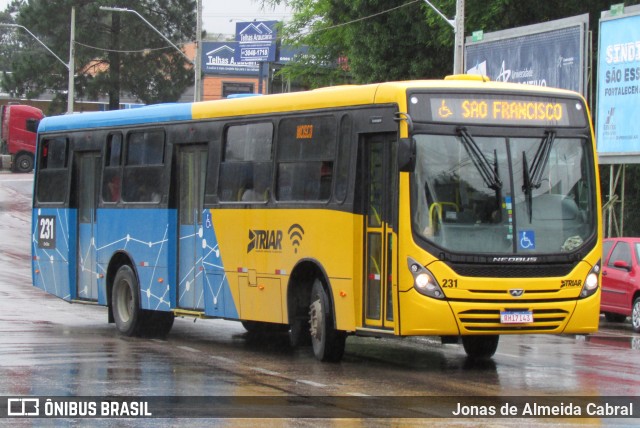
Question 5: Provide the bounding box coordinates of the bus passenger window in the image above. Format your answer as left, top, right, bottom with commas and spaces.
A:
102, 171, 121, 202
218, 122, 273, 203
41, 137, 68, 169
102, 134, 123, 203
319, 161, 333, 200
122, 130, 165, 203
126, 130, 164, 165
36, 137, 68, 203
276, 115, 336, 202
241, 162, 271, 202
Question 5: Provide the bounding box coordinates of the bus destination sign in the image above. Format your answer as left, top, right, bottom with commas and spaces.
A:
408, 93, 587, 127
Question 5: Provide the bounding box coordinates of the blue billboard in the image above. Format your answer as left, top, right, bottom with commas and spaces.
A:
201, 42, 260, 75
596, 7, 640, 161
234, 21, 278, 62
201, 42, 305, 76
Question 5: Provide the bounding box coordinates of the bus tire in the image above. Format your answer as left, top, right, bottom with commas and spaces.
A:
632, 297, 640, 333
13, 153, 33, 173
309, 279, 346, 362
141, 310, 174, 338
462, 335, 499, 360
112, 265, 143, 336
242, 321, 288, 333
289, 316, 311, 347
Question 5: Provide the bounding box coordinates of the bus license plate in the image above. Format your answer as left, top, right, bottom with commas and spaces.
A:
500, 311, 533, 324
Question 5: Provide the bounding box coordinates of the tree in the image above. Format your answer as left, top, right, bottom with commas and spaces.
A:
266, 0, 454, 87
266, 0, 640, 87
0, 1, 27, 75
1, 0, 196, 113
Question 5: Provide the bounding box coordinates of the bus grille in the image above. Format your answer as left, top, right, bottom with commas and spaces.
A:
448, 263, 575, 278
457, 308, 569, 332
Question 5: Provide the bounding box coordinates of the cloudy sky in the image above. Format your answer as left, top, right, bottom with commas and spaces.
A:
0, 0, 292, 36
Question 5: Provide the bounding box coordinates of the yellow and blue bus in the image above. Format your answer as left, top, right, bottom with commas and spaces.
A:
32, 77, 601, 361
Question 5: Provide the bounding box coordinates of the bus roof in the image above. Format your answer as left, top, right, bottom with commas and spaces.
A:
37, 79, 583, 133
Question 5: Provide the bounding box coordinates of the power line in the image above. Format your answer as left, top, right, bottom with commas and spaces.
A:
74, 40, 191, 54
300, 0, 421, 35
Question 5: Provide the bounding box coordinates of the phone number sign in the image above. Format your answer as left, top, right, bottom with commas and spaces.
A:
235, 20, 278, 62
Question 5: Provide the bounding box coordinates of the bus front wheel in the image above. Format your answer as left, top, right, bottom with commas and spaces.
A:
462, 335, 499, 360
309, 279, 346, 362
112, 265, 142, 336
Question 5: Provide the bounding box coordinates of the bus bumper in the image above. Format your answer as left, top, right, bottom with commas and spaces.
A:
563, 292, 600, 334
398, 288, 460, 336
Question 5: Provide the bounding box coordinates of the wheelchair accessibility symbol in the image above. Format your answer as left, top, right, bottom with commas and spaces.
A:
519, 230, 535, 250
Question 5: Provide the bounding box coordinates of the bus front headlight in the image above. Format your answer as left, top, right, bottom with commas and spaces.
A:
579, 259, 600, 299
407, 257, 445, 299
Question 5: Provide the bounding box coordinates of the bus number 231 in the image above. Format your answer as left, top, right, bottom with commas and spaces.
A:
442, 279, 458, 288
37, 215, 56, 249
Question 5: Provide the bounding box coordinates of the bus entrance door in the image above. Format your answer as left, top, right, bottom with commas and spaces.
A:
362, 134, 397, 330
177, 145, 208, 310
75, 152, 101, 301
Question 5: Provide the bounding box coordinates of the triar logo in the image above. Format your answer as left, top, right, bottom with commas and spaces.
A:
247, 229, 283, 253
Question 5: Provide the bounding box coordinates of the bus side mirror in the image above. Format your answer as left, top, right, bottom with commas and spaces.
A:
398, 137, 416, 172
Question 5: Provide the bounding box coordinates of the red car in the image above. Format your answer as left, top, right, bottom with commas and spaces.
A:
601, 237, 640, 332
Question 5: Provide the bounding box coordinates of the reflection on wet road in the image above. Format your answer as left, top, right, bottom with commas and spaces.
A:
1, 173, 639, 426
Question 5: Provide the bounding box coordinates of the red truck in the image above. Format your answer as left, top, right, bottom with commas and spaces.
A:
0, 103, 44, 172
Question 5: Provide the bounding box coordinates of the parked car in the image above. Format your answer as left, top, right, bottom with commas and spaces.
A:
601, 237, 640, 332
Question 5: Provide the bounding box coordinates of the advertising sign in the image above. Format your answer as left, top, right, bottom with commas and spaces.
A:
235, 21, 278, 62
201, 42, 260, 75
596, 6, 640, 162
201, 42, 304, 76
465, 15, 588, 95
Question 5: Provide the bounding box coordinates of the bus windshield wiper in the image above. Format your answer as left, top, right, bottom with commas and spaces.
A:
528, 131, 556, 190
521, 131, 556, 222
458, 127, 502, 191
522, 153, 533, 222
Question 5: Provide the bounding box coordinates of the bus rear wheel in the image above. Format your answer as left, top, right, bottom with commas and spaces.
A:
142, 310, 174, 338
112, 265, 142, 336
112, 265, 174, 337
462, 335, 499, 360
309, 279, 346, 362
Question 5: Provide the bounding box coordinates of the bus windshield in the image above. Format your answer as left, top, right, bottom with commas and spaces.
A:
411, 131, 595, 255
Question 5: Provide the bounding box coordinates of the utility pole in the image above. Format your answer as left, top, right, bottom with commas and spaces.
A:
453, 0, 465, 74
195, 0, 202, 101
423, 0, 465, 74
0, 21, 74, 113
68, 7, 75, 113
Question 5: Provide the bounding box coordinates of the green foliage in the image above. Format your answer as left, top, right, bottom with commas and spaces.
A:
1, 0, 196, 113
265, 0, 640, 87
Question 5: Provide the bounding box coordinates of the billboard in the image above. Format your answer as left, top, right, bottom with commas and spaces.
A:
201, 42, 306, 76
235, 21, 278, 62
201, 42, 260, 76
596, 5, 640, 163
465, 15, 588, 96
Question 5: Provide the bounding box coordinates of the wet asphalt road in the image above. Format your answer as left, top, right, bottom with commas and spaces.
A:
1, 172, 639, 426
